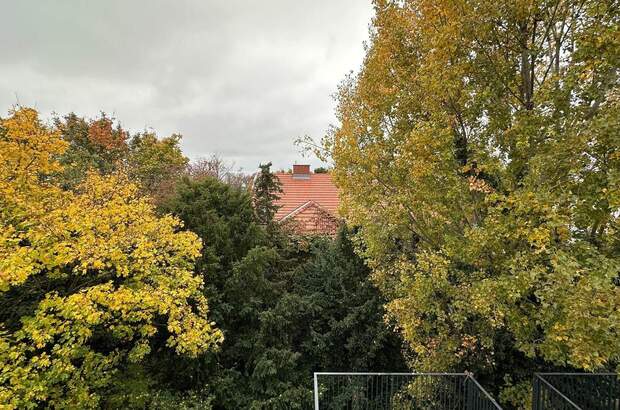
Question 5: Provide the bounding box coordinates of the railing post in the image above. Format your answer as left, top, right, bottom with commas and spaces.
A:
532, 374, 540, 410
314, 372, 319, 410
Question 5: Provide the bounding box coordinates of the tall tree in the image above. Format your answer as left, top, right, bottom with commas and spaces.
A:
0, 108, 222, 408
325, 0, 619, 406
159, 176, 290, 408
252, 162, 283, 225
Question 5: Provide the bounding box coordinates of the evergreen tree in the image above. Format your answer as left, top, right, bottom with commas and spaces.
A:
157, 176, 287, 408
293, 227, 406, 373
252, 162, 282, 225
158, 177, 407, 408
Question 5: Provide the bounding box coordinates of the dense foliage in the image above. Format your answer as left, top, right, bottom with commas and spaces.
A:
54, 113, 128, 189
0, 108, 222, 408
4, 3, 615, 406
0, 113, 407, 409
53, 112, 188, 204
324, 0, 619, 406
156, 176, 405, 408
128, 132, 188, 203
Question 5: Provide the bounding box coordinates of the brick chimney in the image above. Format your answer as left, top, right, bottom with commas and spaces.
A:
292, 164, 311, 179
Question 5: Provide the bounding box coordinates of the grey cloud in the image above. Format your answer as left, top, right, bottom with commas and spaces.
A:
0, 0, 373, 171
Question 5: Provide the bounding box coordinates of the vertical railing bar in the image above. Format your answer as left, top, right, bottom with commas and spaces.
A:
378, 373, 382, 408
450, 375, 455, 410
379, 377, 386, 409
314, 372, 320, 410
366, 374, 370, 410
609, 374, 613, 410
349, 375, 353, 410
371, 376, 381, 410
372, 373, 376, 409
377, 373, 381, 408
447, 375, 451, 410
376, 373, 379, 409
388, 375, 392, 408
331, 374, 333, 410
532, 374, 539, 410
365, 374, 369, 410
460, 375, 465, 410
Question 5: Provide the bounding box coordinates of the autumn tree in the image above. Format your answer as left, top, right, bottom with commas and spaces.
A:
128, 132, 188, 203
0, 108, 222, 408
325, 0, 619, 406
54, 112, 128, 189
54, 112, 189, 204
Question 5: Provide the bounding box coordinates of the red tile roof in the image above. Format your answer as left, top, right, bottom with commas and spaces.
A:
274, 172, 340, 221
280, 201, 341, 235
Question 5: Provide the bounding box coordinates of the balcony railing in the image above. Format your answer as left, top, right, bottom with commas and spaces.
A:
313, 372, 501, 410
312, 371, 619, 409
533, 373, 620, 410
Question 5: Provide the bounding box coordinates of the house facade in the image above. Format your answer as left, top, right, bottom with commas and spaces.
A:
274, 165, 341, 235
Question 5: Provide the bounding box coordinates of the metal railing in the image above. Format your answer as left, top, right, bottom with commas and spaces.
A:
533, 373, 620, 410
313, 372, 502, 410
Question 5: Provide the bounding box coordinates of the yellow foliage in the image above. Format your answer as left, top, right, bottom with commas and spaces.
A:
327, 0, 620, 404
0, 108, 222, 408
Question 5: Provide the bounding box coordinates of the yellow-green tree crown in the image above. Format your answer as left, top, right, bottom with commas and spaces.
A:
0, 108, 223, 408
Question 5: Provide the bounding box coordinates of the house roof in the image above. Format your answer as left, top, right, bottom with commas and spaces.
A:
274, 172, 340, 221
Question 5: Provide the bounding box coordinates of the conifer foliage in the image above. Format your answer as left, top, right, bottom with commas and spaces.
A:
159, 176, 406, 408
252, 162, 283, 225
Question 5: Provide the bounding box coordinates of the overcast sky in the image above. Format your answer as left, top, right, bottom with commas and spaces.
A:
1, 1, 374, 172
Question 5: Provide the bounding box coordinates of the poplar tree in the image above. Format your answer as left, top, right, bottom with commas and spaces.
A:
326, 0, 619, 405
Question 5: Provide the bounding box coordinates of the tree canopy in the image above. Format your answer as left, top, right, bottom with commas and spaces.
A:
157, 176, 405, 409
2, 2, 617, 406
325, 0, 619, 405
0, 107, 406, 408
52, 112, 189, 205
0, 108, 222, 408
128, 132, 188, 202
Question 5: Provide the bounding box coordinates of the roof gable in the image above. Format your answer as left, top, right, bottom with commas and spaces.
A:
280, 200, 341, 235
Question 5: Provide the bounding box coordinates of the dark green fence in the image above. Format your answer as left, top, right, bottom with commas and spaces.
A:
533, 373, 620, 410
313, 372, 501, 410
312, 371, 620, 409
